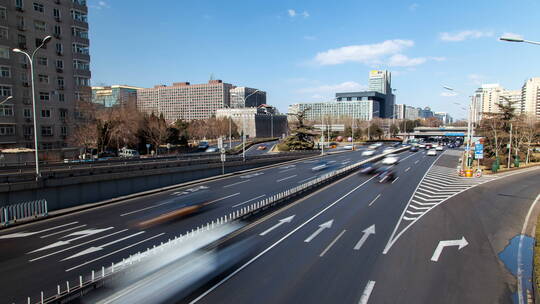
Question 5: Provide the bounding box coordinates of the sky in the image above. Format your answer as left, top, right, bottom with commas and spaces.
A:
87, 0, 540, 120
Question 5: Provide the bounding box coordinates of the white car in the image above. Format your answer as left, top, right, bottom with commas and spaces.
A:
383, 148, 395, 154
368, 144, 379, 150
343, 145, 354, 150
381, 155, 399, 165
427, 149, 437, 156
362, 150, 375, 156
418, 144, 426, 148
435, 146, 443, 151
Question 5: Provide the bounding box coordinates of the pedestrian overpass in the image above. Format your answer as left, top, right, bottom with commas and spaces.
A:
398, 126, 468, 140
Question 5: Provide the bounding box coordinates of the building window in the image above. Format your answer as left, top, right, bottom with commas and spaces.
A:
58, 93, 64, 102
16, 15, 24, 28
34, 20, 46, 31
0, 27, 8, 40
0, 85, 11, 96
53, 8, 60, 19
37, 57, 47, 66
71, 26, 88, 39
0, 46, 9, 59
0, 66, 10, 78
17, 34, 26, 45
41, 126, 53, 136
72, 43, 89, 54
60, 125, 67, 136
38, 74, 48, 83
73, 59, 89, 70
33, 2, 44, 12
74, 76, 89, 86
71, 9, 87, 22
23, 108, 31, 118
39, 92, 49, 101
72, 0, 86, 5
41, 109, 50, 117
20, 71, 28, 81
0, 125, 15, 136
23, 125, 32, 136
57, 76, 64, 88
0, 7, 6, 19
59, 108, 67, 118
53, 25, 61, 36
0, 105, 13, 116
55, 59, 63, 69
55, 43, 62, 54
15, 0, 24, 9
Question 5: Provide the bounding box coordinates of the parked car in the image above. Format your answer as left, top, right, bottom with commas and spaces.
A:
119, 148, 140, 158
427, 149, 437, 156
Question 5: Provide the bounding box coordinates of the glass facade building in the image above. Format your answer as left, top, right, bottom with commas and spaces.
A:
91, 85, 140, 107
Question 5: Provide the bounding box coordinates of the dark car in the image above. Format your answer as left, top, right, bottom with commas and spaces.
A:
392, 142, 401, 147
410, 146, 419, 152
359, 162, 379, 174
375, 166, 396, 183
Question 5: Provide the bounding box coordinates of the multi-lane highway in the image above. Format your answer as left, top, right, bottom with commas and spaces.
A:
2, 145, 539, 304
0, 146, 378, 303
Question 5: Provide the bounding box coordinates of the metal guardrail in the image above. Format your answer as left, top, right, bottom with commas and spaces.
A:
33, 147, 407, 304
1, 199, 48, 226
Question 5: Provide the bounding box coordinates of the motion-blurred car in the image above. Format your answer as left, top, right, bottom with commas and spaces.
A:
418, 144, 426, 148
410, 146, 419, 152
381, 154, 399, 165
311, 161, 329, 171
362, 149, 376, 156
427, 149, 437, 156
343, 145, 354, 150
359, 162, 379, 174
257, 145, 267, 150
383, 147, 395, 154
205, 147, 219, 152
392, 142, 401, 147
436, 146, 444, 151
197, 141, 210, 151
368, 144, 379, 150
377, 166, 396, 183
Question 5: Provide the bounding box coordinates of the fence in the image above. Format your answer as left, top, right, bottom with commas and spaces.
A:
34, 147, 408, 304
0, 199, 48, 226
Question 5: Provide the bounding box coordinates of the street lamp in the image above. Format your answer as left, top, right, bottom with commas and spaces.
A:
500, 35, 540, 46
13, 35, 53, 180
230, 89, 260, 161
0, 96, 13, 105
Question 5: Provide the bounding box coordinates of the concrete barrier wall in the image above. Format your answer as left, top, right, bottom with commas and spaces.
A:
0, 154, 316, 212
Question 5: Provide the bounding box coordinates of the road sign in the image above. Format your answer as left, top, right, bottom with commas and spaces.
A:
220, 148, 226, 154
217, 138, 223, 149
220, 154, 226, 162
474, 151, 483, 159
146, 143, 151, 149
474, 144, 483, 152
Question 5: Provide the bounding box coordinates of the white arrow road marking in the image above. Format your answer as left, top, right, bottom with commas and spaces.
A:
29, 227, 113, 253
0, 222, 79, 239
40, 224, 87, 238
354, 225, 376, 250
358, 281, 376, 304
431, 237, 468, 262
29, 229, 128, 262
65, 233, 165, 272
62, 231, 146, 261
259, 215, 295, 236
304, 220, 333, 243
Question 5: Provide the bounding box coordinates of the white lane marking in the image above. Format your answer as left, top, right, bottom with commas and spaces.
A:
232, 195, 266, 208
65, 233, 165, 272
0, 222, 79, 239
518, 193, 540, 304
359, 280, 376, 304
29, 227, 114, 253
414, 160, 419, 164
279, 168, 295, 173
405, 167, 410, 172
391, 177, 400, 184
430, 237, 468, 262
62, 231, 146, 261
320, 229, 346, 257
30, 229, 129, 262
223, 180, 251, 188
189, 176, 377, 304
120, 200, 174, 217
259, 215, 295, 236
369, 194, 381, 207
304, 220, 333, 243
206, 193, 241, 205
40, 224, 87, 238
277, 175, 297, 183
298, 176, 317, 183
353, 225, 376, 250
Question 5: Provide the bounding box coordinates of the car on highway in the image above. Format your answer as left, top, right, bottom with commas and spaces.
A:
343, 145, 354, 150
119, 147, 140, 158
359, 162, 379, 174
257, 145, 267, 150
205, 147, 219, 152
362, 150, 376, 156
311, 161, 330, 171
427, 149, 437, 156
368, 144, 379, 150
376, 166, 397, 183
383, 147, 395, 154
381, 154, 399, 165
418, 144, 426, 148
436, 146, 444, 151
197, 141, 210, 151
392, 142, 401, 147
410, 146, 419, 152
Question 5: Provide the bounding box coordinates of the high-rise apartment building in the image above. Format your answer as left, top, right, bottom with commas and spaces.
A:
405, 105, 420, 120
92, 85, 140, 108
288, 100, 378, 122
229, 87, 266, 108
434, 112, 453, 125
521, 77, 540, 118
394, 104, 405, 120
368, 70, 391, 94
0, 0, 90, 149
499, 89, 522, 114
137, 80, 233, 121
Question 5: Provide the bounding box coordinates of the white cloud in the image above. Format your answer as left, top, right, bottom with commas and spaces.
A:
501, 32, 523, 40
439, 30, 494, 42
302, 11, 310, 18
288, 9, 309, 18
387, 54, 426, 67
287, 9, 297, 17
430, 56, 446, 61
409, 3, 419, 11
314, 39, 415, 66
90, 0, 109, 9
298, 81, 366, 94
440, 92, 458, 97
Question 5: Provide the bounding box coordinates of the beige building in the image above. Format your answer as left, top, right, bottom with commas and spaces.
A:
215, 105, 288, 138
521, 77, 540, 118
0, 0, 90, 149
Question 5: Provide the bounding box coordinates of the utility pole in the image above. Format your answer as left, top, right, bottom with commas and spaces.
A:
507, 123, 513, 169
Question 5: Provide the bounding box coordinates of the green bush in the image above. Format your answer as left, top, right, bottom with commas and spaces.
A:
276, 143, 290, 151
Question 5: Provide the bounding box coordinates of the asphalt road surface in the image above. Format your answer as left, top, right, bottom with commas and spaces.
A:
0, 146, 381, 303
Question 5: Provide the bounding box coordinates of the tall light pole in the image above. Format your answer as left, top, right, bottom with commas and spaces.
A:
367, 110, 380, 141
230, 89, 260, 162
500, 35, 540, 46
13, 35, 52, 180
0, 96, 13, 105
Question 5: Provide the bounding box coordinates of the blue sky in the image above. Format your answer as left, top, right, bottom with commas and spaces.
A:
88, 0, 540, 120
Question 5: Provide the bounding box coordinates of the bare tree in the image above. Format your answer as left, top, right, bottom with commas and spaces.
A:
144, 114, 169, 154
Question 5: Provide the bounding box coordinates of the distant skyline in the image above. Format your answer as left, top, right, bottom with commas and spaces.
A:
88, 0, 540, 120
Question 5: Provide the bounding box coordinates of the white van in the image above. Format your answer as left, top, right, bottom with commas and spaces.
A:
119, 148, 140, 158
